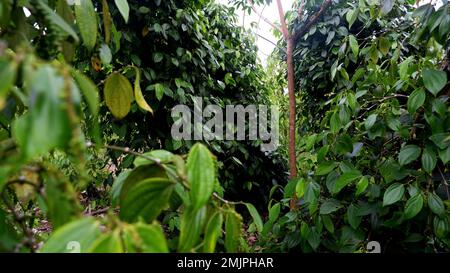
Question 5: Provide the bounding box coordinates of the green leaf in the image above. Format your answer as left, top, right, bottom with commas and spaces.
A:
178, 206, 206, 252
365, 114, 378, 130
421, 147, 437, 173
316, 161, 338, 176
269, 203, 281, 222
438, 146, 450, 164
99, 44, 112, 65
90, 230, 123, 253
423, 69, 447, 96
381, 0, 394, 15
407, 89, 425, 113
154, 83, 165, 101
133, 150, 174, 167
383, 183, 405, 206
203, 212, 223, 253
114, 0, 130, 23
347, 204, 362, 229
41, 218, 100, 253
398, 145, 421, 166
245, 203, 263, 233
429, 133, 450, 149
12, 66, 71, 160
104, 72, 134, 119
355, 176, 369, 196
378, 37, 390, 55
428, 193, 445, 216
295, 178, 307, 198
225, 210, 242, 252
187, 143, 216, 210
102, 0, 112, 44
74, 0, 97, 50
0, 59, 17, 110
333, 170, 362, 194
320, 199, 342, 214
153, 52, 163, 63
123, 222, 169, 253
38, 1, 79, 43
71, 69, 99, 118
133, 67, 153, 114
119, 177, 174, 223
348, 35, 359, 56
346, 8, 359, 28
321, 215, 334, 233
404, 194, 424, 220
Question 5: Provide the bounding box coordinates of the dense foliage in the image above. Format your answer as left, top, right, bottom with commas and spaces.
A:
258, 0, 450, 252
0, 0, 448, 254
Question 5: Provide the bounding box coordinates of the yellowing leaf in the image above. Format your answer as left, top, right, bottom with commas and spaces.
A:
104, 72, 134, 119
133, 67, 153, 114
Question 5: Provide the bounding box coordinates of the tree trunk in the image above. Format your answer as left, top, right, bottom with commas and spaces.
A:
286, 37, 297, 179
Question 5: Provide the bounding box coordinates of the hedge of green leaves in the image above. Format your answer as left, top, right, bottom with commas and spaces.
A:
257, 0, 449, 253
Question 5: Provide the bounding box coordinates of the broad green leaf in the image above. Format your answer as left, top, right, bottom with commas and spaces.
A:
346, 9, 359, 28
245, 203, 263, 233
347, 204, 361, 229
349, 35, 359, 56
429, 133, 450, 149
321, 215, 334, 233
423, 69, 447, 96
355, 176, 369, 196
187, 143, 216, 210
71, 69, 99, 118
269, 203, 281, 222
89, 230, 123, 253
404, 194, 424, 220
381, 0, 394, 15
13, 66, 71, 160
365, 114, 377, 130
104, 72, 134, 119
203, 212, 223, 253
133, 150, 174, 167
153, 52, 163, 63
41, 218, 100, 253
225, 210, 242, 252
438, 146, 450, 164
407, 89, 425, 113
433, 216, 449, 239
421, 147, 437, 173
333, 170, 362, 194
378, 37, 390, 55
114, 0, 130, 23
119, 177, 174, 223
119, 165, 167, 200
383, 183, 405, 206
38, 1, 79, 43
0, 59, 17, 110
316, 161, 338, 176
133, 67, 153, 114
295, 178, 307, 198
123, 222, 169, 253
398, 145, 421, 166
154, 83, 165, 101
178, 206, 206, 252
428, 193, 445, 216
319, 199, 342, 214
99, 44, 112, 65
111, 169, 130, 207
74, 0, 97, 50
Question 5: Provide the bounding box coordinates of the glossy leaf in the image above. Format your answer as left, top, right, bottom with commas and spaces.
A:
74, 0, 97, 50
